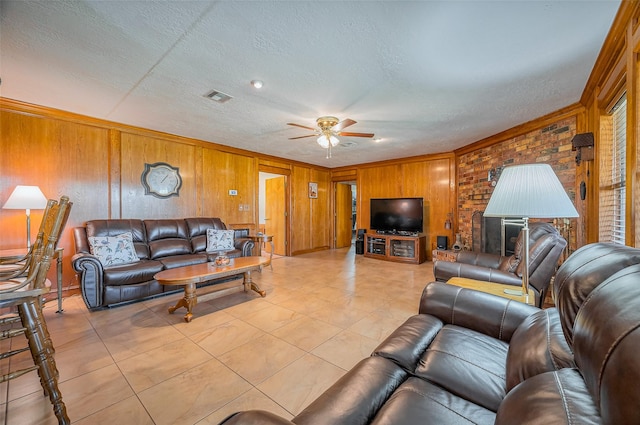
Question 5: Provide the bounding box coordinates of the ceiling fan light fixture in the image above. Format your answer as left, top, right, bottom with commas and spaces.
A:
316, 134, 339, 148
250, 80, 263, 89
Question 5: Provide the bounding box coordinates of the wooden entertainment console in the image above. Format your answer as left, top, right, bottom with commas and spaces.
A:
364, 233, 427, 264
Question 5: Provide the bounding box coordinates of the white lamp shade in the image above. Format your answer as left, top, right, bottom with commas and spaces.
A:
484, 164, 579, 218
3, 185, 48, 210
317, 135, 339, 148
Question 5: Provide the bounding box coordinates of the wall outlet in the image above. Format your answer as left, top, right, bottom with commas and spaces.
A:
229, 189, 238, 196
243, 204, 250, 211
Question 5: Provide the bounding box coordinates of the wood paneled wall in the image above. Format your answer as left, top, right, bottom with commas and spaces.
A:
578, 1, 640, 245
0, 100, 332, 289
336, 154, 457, 257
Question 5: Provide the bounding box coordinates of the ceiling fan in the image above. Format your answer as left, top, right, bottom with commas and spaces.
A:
287, 116, 374, 158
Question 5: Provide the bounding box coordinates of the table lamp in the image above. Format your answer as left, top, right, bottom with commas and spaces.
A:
2, 185, 48, 249
483, 164, 578, 304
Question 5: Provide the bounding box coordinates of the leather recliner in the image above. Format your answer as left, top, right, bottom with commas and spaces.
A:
220, 242, 640, 425
433, 222, 567, 307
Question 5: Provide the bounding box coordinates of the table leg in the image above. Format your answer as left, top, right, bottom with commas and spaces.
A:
243, 270, 266, 297
168, 283, 197, 322
268, 240, 274, 271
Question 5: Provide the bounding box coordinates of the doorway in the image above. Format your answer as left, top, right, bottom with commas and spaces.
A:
335, 181, 356, 249
259, 171, 288, 256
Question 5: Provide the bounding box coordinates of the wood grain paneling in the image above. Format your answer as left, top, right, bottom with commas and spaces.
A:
311, 168, 331, 250
402, 158, 456, 252
291, 166, 311, 253
0, 109, 111, 289
353, 157, 455, 258
357, 164, 403, 230
201, 148, 257, 227
120, 132, 197, 218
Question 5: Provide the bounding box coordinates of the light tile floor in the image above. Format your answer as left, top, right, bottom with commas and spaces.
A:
0, 246, 435, 425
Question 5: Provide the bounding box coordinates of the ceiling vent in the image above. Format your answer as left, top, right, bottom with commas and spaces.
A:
203, 89, 233, 103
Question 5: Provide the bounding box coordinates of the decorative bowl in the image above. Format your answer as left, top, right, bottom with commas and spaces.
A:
214, 254, 231, 266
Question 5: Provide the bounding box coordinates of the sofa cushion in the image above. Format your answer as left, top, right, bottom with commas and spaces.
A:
505, 308, 574, 391
554, 242, 640, 347
206, 229, 235, 252
571, 264, 640, 424
103, 259, 164, 286
157, 253, 208, 270
88, 232, 139, 266
495, 369, 599, 425
414, 324, 508, 412
86, 219, 149, 259
371, 377, 496, 425
144, 219, 192, 259
185, 217, 226, 252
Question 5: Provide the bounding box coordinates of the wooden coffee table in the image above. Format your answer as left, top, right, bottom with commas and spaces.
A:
154, 256, 268, 322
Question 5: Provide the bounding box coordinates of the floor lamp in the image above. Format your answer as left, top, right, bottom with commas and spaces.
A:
483, 164, 578, 304
2, 185, 48, 249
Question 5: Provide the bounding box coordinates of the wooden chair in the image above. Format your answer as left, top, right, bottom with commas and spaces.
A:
0, 195, 72, 424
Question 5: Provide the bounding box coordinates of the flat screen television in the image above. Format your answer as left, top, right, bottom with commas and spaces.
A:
370, 197, 423, 234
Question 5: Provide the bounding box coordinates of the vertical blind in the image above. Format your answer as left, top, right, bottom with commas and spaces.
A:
599, 94, 626, 244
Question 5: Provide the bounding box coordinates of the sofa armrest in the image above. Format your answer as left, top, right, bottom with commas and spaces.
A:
71, 253, 105, 309
219, 410, 294, 425
434, 260, 522, 286
234, 238, 254, 257
419, 281, 539, 342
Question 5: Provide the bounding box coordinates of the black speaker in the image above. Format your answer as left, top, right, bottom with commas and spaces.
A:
355, 239, 364, 255
356, 228, 366, 240
436, 235, 448, 250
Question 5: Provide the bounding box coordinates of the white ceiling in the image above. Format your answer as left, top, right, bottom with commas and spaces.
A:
0, 1, 620, 168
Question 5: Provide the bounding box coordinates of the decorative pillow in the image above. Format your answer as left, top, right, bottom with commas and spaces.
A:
206, 229, 235, 252
88, 232, 139, 266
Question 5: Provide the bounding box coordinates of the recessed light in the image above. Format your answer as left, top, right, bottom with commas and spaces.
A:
251, 80, 263, 89
373, 138, 383, 143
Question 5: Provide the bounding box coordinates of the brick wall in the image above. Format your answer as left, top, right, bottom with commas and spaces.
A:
456, 117, 577, 251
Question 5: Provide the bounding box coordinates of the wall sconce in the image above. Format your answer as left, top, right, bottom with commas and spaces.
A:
444, 212, 453, 229
571, 132, 594, 165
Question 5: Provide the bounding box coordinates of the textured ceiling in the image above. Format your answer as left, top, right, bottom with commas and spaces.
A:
0, 1, 620, 168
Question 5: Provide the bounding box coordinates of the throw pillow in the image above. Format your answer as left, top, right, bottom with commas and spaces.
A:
206, 229, 235, 252
88, 232, 140, 266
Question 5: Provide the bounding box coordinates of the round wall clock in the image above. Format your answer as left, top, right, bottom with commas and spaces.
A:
141, 162, 182, 198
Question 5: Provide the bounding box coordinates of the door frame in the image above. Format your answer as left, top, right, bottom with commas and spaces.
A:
259, 165, 291, 256
332, 178, 357, 249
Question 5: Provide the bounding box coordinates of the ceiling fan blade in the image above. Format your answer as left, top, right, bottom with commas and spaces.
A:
287, 122, 316, 131
288, 134, 317, 140
338, 131, 375, 138
332, 118, 357, 132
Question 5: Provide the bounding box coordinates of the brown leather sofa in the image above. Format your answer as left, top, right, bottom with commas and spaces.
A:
433, 222, 567, 307
220, 242, 640, 425
72, 217, 254, 310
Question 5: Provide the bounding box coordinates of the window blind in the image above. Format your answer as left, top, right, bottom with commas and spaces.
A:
599, 94, 626, 244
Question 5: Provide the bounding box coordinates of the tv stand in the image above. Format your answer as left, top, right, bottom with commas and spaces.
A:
364, 233, 427, 264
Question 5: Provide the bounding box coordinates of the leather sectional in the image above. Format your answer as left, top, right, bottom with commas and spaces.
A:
221, 242, 640, 425
72, 217, 254, 310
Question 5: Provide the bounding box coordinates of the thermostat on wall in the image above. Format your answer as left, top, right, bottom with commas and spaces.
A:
229, 189, 238, 196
